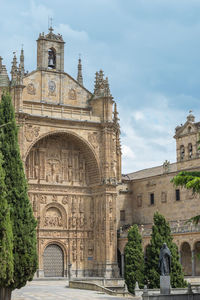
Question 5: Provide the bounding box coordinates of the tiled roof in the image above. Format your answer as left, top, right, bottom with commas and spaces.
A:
122, 162, 177, 181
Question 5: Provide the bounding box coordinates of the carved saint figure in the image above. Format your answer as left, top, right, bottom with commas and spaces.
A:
159, 243, 171, 276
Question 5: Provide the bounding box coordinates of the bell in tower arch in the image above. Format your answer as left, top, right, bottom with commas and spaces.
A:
48, 48, 56, 69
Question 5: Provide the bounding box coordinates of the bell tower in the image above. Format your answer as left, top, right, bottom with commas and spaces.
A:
37, 27, 65, 72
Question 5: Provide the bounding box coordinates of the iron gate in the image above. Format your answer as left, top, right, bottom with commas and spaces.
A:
43, 244, 64, 277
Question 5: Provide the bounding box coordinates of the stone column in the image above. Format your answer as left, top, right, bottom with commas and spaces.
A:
121, 253, 125, 278
192, 250, 195, 276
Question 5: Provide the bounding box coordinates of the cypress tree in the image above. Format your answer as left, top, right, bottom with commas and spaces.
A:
145, 211, 187, 288
0, 93, 38, 292
0, 151, 14, 293
124, 224, 145, 294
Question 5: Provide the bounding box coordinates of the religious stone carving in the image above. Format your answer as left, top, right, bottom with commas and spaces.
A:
27, 82, 36, 95
68, 88, 76, 100
26, 135, 88, 185
62, 196, 68, 205
39, 194, 47, 204
80, 240, 84, 261
48, 80, 56, 96
88, 132, 100, 150
52, 195, 58, 202
25, 124, 40, 142
44, 207, 63, 228
72, 240, 77, 261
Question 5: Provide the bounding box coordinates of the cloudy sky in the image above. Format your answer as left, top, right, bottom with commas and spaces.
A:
1, 0, 200, 173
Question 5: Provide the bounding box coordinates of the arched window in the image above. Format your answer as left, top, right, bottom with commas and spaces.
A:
188, 143, 193, 159
180, 145, 185, 160
48, 48, 56, 69
188, 126, 192, 133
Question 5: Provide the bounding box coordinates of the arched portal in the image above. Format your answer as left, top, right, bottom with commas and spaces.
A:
181, 242, 192, 275
25, 132, 101, 186
43, 244, 64, 277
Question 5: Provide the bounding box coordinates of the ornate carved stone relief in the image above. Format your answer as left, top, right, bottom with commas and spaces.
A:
88, 132, 100, 150
27, 82, 36, 95
68, 88, 76, 100
44, 207, 63, 228
26, 135, 88, 186
25, 125, 40, 142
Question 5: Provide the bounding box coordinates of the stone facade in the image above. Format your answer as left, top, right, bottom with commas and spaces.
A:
0, 27, 121, 278
1, 27, 200, 279
117, 111, 200, 277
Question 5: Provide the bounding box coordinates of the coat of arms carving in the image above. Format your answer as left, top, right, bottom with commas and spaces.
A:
25, 124, 40, 142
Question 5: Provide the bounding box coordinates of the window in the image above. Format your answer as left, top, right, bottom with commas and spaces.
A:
150, 193, 154, 205
188, 143, 193, 159
48, 48, 56, 69
176, 189, 180, 201
180, 145, 185, 160
120, 210, 125, 221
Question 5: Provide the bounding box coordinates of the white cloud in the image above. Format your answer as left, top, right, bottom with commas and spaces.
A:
55, 24, 89, 42
122, 145, 136, 159
132, 111, 145, 121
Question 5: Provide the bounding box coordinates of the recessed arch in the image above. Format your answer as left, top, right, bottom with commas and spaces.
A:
25, 130, 101, 186
180, 242, 192, 275
42, 202, 67, 229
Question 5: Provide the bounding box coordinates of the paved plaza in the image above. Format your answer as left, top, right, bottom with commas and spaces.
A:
12, 280, 139, 300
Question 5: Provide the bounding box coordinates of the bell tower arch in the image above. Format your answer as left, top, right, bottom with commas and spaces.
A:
37, 26, 65, 72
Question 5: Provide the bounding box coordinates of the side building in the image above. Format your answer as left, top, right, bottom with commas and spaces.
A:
0, 28, 121, 278
117, 111, 200, 278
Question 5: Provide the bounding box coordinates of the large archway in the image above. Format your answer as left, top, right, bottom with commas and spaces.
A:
43, 244, 64, 277
181, 242, 192, 276
25, 131, 101, 186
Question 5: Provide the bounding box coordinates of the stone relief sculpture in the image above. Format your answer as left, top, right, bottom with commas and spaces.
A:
44, 207, 63, 228
27, 82, 36, 95
25, 125, 40, 142
26, 135, 88, 186
68, 88, 76, 100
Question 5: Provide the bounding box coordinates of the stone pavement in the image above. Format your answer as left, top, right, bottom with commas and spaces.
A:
12, 280, 140, 300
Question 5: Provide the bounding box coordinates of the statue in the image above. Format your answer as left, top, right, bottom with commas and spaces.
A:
159, 243, 171, 276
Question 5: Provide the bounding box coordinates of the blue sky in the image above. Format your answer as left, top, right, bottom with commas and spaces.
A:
1, 0, 200, 173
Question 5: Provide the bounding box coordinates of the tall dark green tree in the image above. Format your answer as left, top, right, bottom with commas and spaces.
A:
0, 151, 14, 293
0, 93, 38, 294
145, 211, 186, 288
124, 224, 145, 294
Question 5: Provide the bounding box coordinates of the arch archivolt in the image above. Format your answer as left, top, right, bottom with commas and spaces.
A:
24, 129, 101, 185
42, 202, 67, 229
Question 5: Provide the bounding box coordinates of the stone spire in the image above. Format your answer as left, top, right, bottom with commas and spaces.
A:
19, 46, 24, 77
11, 52, 18, 84
113, 102, 119, 124
93, 70, 112, 98
0, 57, 10, 87
77, 57, 83, 86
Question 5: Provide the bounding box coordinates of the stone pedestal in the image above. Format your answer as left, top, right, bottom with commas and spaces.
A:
160, 276, 170, 295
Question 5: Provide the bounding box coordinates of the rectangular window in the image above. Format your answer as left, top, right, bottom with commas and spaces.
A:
120, 210, 125, 221
150, 193, 154, 205
176, 189, 180, 201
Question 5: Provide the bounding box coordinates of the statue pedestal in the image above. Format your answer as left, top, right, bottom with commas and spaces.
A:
160, 276, 170, 295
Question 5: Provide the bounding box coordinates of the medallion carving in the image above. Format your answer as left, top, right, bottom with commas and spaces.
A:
27, 82, 36, 95
68, 88, 76, 100
48, 80, 56, 96
25, 125, 40, 142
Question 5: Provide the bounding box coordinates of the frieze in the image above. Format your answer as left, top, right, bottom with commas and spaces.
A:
25, 124, 40, 142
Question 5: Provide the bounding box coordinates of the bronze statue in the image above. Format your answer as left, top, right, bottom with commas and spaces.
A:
159, 243, 171, 276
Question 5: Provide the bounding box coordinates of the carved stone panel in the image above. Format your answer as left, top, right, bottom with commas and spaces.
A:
44, 207, 63, 228
26, 135, 88, 186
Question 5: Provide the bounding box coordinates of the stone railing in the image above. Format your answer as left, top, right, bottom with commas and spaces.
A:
23, 100, 101, 123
